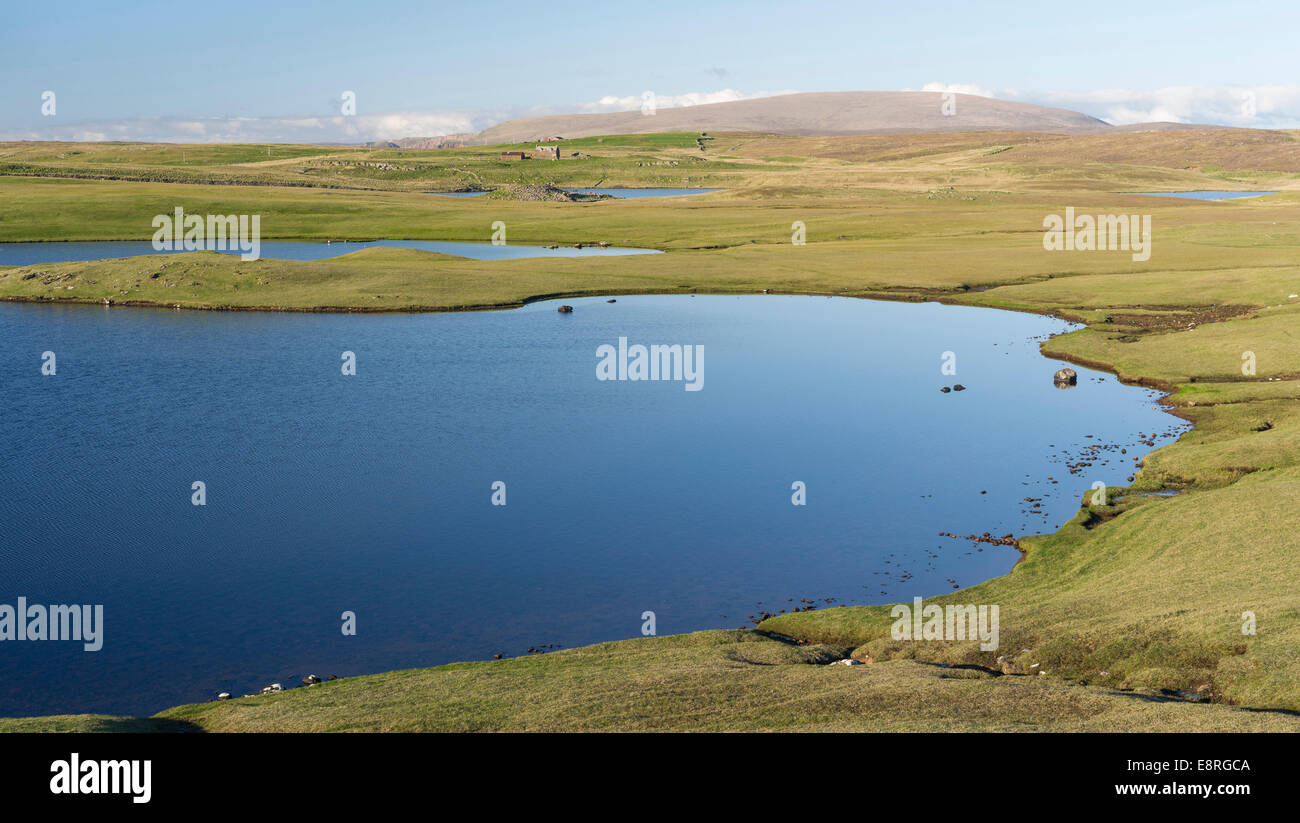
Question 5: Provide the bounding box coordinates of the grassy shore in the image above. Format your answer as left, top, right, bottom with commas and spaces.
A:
10, 633, 1300, 733
2, 130, 1299, 731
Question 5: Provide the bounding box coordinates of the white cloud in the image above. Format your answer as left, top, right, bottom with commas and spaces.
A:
918, 82, 996, 98
911, 82, 1300, 128
0, 89, 800, 143
577, 88, 798, 114
0, 110, 490, 144
8, 84, 1300, 143
1026, 85, 1300, 127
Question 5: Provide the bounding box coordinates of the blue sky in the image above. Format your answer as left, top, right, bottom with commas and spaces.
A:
4, 0, 1300, 141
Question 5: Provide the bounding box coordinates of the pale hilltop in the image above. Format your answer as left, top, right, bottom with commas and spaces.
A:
471, 91, 1112, 143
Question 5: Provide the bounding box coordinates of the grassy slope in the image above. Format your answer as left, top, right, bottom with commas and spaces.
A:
3, 633, 1297, 733
2, 130, 1299, 731
0, 133, 755, 192
4, 184, 1300, 310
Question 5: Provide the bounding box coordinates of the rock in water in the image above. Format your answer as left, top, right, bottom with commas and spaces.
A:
1053, 368, 1077, 387
557, 305, 574, 314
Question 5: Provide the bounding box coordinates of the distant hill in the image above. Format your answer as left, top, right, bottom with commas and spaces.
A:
366, 133, 477, 149
466, 91, 1113, 144
368, 92, 1239, 148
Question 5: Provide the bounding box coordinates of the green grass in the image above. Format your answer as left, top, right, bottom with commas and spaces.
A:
3, 129, 1300, 731
0, 133, 755, 192
5, 632, 1297, 733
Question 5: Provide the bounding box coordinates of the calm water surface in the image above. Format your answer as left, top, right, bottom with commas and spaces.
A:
1126, 191, 1276, 200
563, 188, 720, 198
0, 295, 1185, 716
0, 240, 659, 267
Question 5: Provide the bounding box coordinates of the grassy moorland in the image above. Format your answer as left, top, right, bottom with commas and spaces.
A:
0, 133, 753, 191
1, 129, 1299, 731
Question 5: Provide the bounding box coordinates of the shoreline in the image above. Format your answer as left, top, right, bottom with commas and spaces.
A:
0, 285, 1192, 722
0, 279, 1201, 409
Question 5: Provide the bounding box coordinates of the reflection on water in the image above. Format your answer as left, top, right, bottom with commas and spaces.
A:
0, 295, 1185, 716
